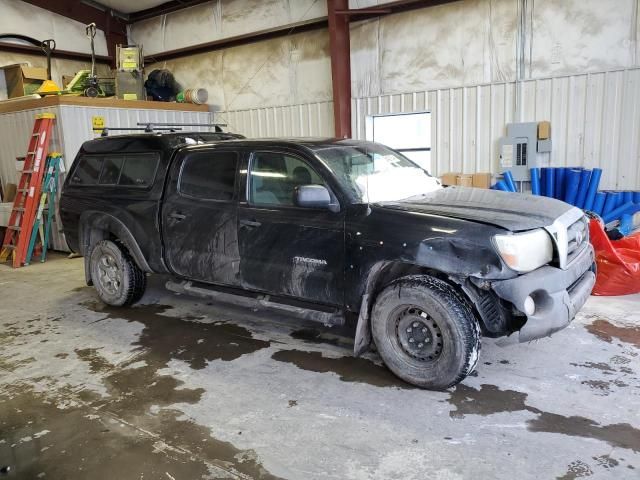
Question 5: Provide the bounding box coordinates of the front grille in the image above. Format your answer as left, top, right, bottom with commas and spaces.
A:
566, 216, 589, 264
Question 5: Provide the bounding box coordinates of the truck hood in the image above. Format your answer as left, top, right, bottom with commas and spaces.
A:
376, 186, 573, 231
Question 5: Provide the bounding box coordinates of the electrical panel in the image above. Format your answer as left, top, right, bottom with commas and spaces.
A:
499, 122, 552, 181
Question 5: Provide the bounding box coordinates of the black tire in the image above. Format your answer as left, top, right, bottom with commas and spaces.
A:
89, 239, 146, 307
371, 275, 480, 390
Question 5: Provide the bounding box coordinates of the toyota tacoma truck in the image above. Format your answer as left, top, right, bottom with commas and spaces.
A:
59, 132, 596, 389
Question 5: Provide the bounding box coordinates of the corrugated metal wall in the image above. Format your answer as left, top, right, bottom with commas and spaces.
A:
0, 105, 211, 251
222, 67, 640, 190
352, 67, 640, 190
218, 101, 334, 138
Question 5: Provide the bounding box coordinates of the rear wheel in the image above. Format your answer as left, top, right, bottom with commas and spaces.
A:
371, 275, 480, 390
89, 240, 146, 306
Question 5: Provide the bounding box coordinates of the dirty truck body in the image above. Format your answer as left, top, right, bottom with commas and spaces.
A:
60, 133, 596, 389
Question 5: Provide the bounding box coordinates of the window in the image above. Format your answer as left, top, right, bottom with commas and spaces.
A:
119, 154, 159, 187
99, 156, 124, 185
367, 112, 432, 171
70, 153, 159, 188
71, 156, 102, 185
249, 152, 324, 206
179, 151, 238, 200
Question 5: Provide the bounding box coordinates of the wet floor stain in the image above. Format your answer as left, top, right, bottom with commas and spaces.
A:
570, 361, 616, 373
448, 384, 640, 453
83, 301, 271, 369
271, 349, 412, 389
447, 384, 528, 418
556, 460, 593, 479
289, 327, 352, 348
586, 319, 640, 348
527, 411, 640, 453
580, 378, 628, 396
0, 387, 279, 480
60, 301, 280, 479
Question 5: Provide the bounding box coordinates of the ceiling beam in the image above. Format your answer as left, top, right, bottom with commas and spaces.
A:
127, 0, 213, 23
145, 17, 329, 63
0, 41, 111, 64
20, 0, 127, 67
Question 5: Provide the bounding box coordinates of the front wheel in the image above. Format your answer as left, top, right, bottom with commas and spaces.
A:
371, 275, 480, 390
89, 239, 147, 306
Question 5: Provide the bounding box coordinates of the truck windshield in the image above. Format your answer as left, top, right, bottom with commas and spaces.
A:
314, 143, 441, 203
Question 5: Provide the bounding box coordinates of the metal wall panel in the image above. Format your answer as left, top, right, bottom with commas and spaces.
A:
0, 105, 211, 252
219, 101, 334, 138
351, 67, 640, 190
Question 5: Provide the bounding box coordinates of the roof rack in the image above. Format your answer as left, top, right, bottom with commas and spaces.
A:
95, 127, 183, 137
136, 122, 228, 133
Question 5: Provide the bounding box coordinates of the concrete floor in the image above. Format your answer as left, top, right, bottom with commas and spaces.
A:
0, 254, 639, 480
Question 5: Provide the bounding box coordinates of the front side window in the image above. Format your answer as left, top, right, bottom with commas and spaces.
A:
179, 151, 238, 201
314, 142, 441, 203
249, 152, 324, 206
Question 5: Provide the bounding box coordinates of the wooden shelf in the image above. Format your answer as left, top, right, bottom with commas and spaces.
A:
0, 95, 209, 114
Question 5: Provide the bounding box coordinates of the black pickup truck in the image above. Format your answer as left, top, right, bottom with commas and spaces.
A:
60, 132, 596, 389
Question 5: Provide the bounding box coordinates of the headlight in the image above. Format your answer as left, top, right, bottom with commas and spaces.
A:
493, 229, 554, 272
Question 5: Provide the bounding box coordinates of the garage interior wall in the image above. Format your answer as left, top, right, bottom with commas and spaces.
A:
134, 0, 639, 189
0, 0, 111, 100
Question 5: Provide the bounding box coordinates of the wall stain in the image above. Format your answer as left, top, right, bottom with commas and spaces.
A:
271, 349, 412, 389
586, 319, 640, 348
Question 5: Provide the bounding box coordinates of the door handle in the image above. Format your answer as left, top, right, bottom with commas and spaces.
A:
240, 219, 261, 228
169, 212, 186, 221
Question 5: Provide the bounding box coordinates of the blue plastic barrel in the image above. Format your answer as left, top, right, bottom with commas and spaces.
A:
503, 170, 517, 192
564, 169, 582, 205
494, 180, 510, 192
603, 202, 640, 223
583, 168, 602, 211
623, 191, 633, 204
575, 169, 592, 208
530, 168, 541, 195
602, 192, 617, 216
592, 192, 606, 216
634, 191, 640, 203
554, 168, 567, 200
543, 168, 555, 198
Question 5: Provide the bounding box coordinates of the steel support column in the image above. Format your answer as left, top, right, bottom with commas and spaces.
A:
327, 0, 352, 139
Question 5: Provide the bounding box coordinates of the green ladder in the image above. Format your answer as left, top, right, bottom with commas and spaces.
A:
24, 153, 62, 265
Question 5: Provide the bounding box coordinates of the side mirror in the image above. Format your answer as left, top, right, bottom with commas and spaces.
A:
295, 184, 332, 209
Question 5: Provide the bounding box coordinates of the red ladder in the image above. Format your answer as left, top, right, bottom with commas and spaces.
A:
0, 113, 56, 268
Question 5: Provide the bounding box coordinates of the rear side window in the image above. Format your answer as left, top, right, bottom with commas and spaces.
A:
70, 153, 159, 188
179, 151, 238, 201
99, 156, 124, 185
71, 156, 102, 185
119, 154, 159, 187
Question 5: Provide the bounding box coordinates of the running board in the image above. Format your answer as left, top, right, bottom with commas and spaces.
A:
165, 279, 345, 326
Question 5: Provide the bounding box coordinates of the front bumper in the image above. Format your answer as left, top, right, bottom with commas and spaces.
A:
491, 244, 596, 342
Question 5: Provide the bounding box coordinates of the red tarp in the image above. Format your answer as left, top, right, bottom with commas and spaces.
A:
589, 218, 640, 296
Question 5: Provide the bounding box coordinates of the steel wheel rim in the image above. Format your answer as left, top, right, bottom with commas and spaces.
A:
393, 305, 443, 362
97, 253, 122, 295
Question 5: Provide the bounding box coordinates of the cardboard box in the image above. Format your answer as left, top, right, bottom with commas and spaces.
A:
440, 172, 460, 186
538, 121, 551, 140
0, 64, 47, 98
456, 174, 473, 187
472, 173, 492, 189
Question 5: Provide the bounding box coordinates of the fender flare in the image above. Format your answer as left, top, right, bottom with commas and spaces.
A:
353, 261, 391, 357
79, 211, 152, 284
